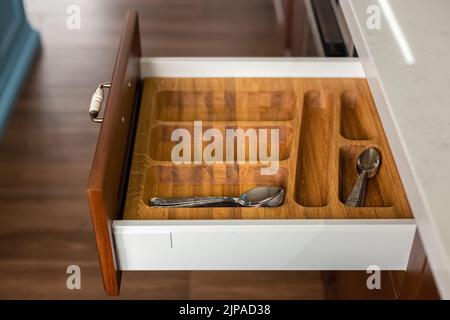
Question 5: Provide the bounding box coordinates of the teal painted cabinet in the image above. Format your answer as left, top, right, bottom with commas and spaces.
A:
0, 0, 40, 134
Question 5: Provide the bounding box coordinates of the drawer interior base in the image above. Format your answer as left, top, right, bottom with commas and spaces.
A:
123, 77, 412, 220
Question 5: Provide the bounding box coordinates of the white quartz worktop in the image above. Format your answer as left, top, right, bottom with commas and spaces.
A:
341, 0, 450, 298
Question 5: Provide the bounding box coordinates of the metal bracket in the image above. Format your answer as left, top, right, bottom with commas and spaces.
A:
89, 81, 111, 123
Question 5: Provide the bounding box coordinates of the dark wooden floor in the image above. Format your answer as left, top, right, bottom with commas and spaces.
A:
0, 0, 324, 299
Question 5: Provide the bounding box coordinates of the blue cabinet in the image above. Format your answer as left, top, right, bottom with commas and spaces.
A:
0, 0, 40, 134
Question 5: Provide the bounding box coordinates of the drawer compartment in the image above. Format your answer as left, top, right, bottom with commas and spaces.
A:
294, 91, 334, 207
340, 91, 377, 140
339, 145, 394, 207
154, 90, 297, 121
148, 124, 293, 162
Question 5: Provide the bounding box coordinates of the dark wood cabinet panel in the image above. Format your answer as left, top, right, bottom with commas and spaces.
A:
281, 0, 354, 57
322, 271, 398, 300
282, 0, 320, 56
323, 232, 440, 300
400, 233, 440, 300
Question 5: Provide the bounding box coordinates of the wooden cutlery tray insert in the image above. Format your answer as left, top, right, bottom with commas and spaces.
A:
123, 78, 412, 220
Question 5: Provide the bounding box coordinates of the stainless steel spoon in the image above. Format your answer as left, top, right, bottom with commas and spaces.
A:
150, 186, 285, 208
345, 147, 381, 207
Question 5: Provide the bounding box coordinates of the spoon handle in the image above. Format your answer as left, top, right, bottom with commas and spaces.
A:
150, 196, 238, 208
357, 173, 368, 207
345, 171, 368, 207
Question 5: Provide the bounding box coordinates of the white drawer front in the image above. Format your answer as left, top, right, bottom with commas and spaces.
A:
113, 220, 415, 271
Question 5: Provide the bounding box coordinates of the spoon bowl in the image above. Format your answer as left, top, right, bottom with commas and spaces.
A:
265, 189, 285, 207
238, 186, 284, 207
357, 147, 381, 178
345, 147, 381, 207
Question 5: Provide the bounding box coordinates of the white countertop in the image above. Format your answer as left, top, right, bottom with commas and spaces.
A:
342, 0, 450, 298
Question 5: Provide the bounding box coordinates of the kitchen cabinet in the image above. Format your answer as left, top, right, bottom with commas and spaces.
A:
399, 233, 440, 299
281, 0, 353, 56
87, 11, 416, 296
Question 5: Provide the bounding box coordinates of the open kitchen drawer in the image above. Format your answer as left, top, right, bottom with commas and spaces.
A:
87, 11, 415, 295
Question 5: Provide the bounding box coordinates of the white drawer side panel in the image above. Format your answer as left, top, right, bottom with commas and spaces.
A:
139, 57, 365, 78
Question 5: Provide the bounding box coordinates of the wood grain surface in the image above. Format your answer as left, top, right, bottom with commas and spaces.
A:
124, 77, 413, 220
